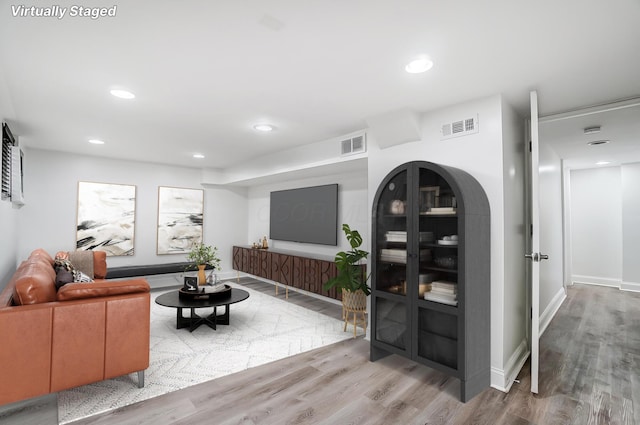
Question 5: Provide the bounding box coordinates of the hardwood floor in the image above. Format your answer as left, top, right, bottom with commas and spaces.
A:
69, 282, 640, 425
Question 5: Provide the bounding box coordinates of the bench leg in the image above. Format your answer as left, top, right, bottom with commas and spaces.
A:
137, 370, 145, 388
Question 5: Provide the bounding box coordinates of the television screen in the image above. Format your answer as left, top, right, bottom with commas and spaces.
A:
270, 184, 338, 246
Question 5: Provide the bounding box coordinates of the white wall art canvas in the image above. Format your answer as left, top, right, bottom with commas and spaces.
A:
157, 186, 204, 254
76, 182, 136, 256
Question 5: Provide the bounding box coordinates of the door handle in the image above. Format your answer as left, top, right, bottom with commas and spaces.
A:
539, 253, 549, 261
525, 253, 539, 262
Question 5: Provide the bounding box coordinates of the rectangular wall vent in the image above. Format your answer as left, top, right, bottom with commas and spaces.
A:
441, 115, 479, 140
340, 133, 367, 156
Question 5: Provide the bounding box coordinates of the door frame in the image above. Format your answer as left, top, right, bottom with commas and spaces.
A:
525, 90, 541, 394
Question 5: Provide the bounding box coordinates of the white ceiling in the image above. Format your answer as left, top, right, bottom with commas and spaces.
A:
1, 0, 639, 170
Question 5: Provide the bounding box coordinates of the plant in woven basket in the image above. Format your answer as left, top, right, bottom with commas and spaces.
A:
323, 224, 370, 295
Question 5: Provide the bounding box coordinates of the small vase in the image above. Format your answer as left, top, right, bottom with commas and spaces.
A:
197, 264, 207, 285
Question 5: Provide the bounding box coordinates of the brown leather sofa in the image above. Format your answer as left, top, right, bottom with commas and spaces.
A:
0, 249, 151, 406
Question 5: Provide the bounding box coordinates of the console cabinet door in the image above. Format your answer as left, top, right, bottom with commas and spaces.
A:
319, 259, 337, 299
232, 246, 242, 271
279, 254, 293, 287
270, 252, 281, 282
259, 250, 271, 280
241, 248, 250, 273
292, 256, 304, 289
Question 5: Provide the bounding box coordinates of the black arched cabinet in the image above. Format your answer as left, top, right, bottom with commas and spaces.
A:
370, 161, 490, 402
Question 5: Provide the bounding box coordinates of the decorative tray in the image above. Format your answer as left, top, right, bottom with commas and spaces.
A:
179, 284, 231, 300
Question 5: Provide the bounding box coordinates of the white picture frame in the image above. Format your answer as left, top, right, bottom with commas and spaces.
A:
157, 186, 204, 255
76, 181, 136, 256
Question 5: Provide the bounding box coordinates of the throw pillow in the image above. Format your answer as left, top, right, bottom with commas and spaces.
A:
55, 269, 74, 290
68, 250, 94, 279
73, 270, 94, 283
54, 257, 75, 273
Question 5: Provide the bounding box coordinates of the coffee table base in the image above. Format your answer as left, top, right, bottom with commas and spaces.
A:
176, 306, 230, 332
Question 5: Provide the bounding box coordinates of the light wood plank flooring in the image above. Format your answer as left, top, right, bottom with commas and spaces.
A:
69, 281, 640, 425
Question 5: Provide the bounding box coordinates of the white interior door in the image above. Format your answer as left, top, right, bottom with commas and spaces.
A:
526, 90, 541, 394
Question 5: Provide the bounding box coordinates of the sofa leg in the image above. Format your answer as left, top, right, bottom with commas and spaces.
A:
137, 370, 145, 388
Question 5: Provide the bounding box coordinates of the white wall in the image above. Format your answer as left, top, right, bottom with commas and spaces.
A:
18, 148, 248, 274
570, 166, 622, 286
0, 65, 19, 292
621, 163, 640, 291
246, 170, 369, 259
367, 94, 518, 389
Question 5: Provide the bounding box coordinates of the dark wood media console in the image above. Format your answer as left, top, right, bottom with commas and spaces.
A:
232, 246, 366, 301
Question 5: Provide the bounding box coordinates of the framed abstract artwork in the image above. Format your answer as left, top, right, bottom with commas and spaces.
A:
76, 181, 136, 256
157, 186, 204, 254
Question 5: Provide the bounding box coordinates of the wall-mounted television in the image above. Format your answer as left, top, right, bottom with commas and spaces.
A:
270, 184, 338, 246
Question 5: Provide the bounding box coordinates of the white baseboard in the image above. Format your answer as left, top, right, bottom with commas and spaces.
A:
539, 287, 566, 336
572, 275, 621, 288
491, 339, 529, 393
572, 275, 640, 293
621, 281, 640, 292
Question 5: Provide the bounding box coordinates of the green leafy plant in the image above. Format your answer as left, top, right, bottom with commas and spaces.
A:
186, 242, 221, 270
323, 224, 370, 295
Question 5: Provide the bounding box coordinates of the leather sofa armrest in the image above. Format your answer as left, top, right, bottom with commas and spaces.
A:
0, 305, 54, 404
56, 279, 150, 302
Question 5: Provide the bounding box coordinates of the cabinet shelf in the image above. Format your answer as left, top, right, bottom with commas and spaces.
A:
421, 265, 458, 274
417, 298, 459, 314
424, 243, 458, 249
371, 161, 490, 403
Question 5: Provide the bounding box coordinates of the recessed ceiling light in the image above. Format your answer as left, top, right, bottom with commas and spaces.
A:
583, 126, 601, 135
587, 140, 610, 146
596, 161, 611, 165
88, 139, 105, 145
193, 153, 205, 159
253, 124, 275, 132
405, 55, 434, 74
110, 89, 135, 99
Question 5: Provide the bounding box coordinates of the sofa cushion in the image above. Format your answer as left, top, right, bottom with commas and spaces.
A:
56, 279, 150, 302
12, 261, 57, 305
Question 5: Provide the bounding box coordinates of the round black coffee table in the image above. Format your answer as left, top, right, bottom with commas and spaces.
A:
155, 288, 249, 332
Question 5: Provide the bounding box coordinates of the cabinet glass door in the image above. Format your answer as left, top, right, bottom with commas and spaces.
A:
374, 168, 408, 349
416, 168, 460, 369
374, 169, 409, 296
417, 168, 459, 307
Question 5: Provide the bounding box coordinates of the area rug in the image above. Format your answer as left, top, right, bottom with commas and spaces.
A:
57, 281, 356, 424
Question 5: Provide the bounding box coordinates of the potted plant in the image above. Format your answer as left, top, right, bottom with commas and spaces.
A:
187, 242, 221, 285
323, 224, 370, 337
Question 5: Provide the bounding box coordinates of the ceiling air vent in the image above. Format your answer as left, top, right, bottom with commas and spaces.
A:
441, 115, 479, 140
340, 133, 367, 156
